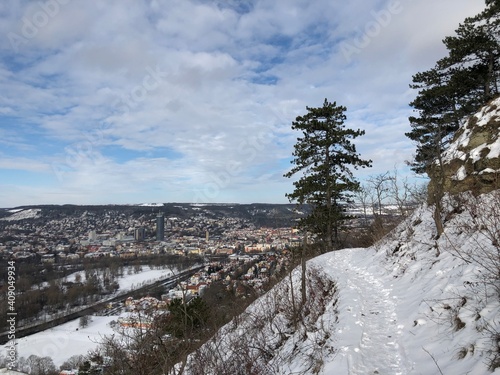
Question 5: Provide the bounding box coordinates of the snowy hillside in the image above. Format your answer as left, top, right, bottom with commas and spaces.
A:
182, 191, 500, 374
0, 209, 41, 221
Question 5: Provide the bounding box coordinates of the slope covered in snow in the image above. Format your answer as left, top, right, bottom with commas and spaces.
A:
0, 209, 41, 221
183, 191, 500, 374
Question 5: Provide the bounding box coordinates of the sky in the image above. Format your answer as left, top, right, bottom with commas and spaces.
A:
0, 0, 487, 207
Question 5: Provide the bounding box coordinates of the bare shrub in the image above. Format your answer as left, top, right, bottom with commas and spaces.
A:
17, 355, 57, 375
456, 344, 475, 360
185, 265, 338, 375
355, 171, 427, 248
450, 191, 500, 298
59, 355, 85, 372
445, 191, 500, 370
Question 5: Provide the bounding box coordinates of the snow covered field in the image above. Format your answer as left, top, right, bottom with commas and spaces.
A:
3, 316, 117, 366
1, 265, 176, 367
65, 265, 174, 293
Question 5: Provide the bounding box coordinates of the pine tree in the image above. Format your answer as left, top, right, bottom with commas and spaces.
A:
406, 67, 459, 174
284, 99, 371, 251
407, 1, 500, 175
407, 1, 500, 236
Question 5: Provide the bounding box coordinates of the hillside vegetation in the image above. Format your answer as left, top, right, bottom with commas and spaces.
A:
179, 190, 500, 374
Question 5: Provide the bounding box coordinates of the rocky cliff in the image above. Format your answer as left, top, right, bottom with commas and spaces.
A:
428, 96, 500, 197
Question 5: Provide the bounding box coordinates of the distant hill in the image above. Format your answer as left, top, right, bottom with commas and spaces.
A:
0, 202, 309, 229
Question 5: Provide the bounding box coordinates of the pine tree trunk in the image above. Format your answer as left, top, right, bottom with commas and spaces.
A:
325, 146, 333, 252
301, 233, 307, 307
433, 134, 445, 238
433, 200, 444, 237
289, 263, 297, 330
486, 53, 493, 99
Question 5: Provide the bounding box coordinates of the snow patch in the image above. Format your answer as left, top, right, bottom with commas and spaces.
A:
0, 209, 41, 221
453, 165, 467, 181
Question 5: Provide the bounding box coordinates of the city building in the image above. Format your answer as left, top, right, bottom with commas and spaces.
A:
156, 213, 164, 241
134, 227, 145, 241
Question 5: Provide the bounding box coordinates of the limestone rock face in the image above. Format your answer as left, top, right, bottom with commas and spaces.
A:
428, 97, 500, 198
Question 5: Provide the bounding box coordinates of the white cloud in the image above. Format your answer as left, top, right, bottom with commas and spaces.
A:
0, 0, 487, 206
0, 156, 50, 172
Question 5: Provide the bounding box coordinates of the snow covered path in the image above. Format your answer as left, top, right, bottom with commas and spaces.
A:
314, 248, 413, 375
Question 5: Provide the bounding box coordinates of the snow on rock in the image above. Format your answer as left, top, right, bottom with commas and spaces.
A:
453, 165, 467, 181
435, 97, 500, 195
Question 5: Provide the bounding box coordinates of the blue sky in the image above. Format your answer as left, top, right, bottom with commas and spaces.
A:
0, 0, 486, 207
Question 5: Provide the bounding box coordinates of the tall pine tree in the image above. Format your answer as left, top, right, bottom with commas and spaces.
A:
407, 0, 500, 175
406, 0, 500, 235
284, 99, 371, 251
